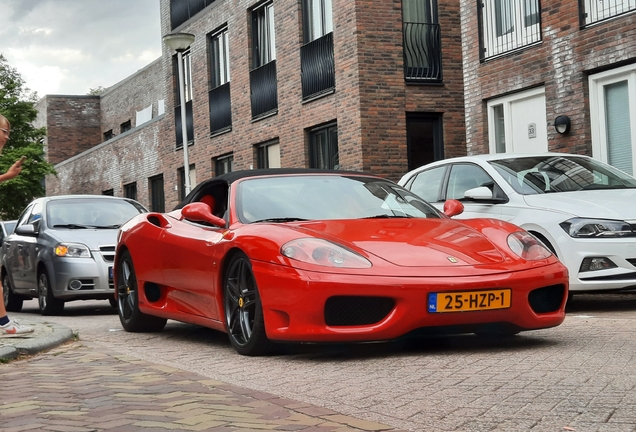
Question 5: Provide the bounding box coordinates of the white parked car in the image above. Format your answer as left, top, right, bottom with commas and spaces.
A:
398, 153, 636, 294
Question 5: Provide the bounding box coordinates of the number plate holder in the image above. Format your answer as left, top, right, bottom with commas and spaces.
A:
428, 289, 512, 313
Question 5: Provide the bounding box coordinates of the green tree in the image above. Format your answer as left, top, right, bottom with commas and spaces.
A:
0, 54, 56, 219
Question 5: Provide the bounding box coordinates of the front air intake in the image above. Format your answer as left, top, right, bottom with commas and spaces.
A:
324, 296, 395, 326
528, 284, 566, 313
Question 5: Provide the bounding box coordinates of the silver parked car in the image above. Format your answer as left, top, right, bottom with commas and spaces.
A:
1, 195, 147, 315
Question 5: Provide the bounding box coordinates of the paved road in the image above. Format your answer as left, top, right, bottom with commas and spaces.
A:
8, 294, 636, 431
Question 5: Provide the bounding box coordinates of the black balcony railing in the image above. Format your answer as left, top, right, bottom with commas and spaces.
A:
250, 60, 278, 119
170, 0, 217, 29
300, 32, 335, 100
174, 100, 194, 148
403, 22, 442, 82
581, 0, 636, 25
209, 83, 232, 134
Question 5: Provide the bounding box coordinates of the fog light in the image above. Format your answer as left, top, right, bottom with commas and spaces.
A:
579, 257, 617, 272
69, 280, 83, 290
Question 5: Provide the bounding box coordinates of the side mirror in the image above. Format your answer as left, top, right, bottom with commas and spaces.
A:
443, 199, 464, 217
15, 224, 37, 236
181, 202, 226, 228
464, 186, 494, 200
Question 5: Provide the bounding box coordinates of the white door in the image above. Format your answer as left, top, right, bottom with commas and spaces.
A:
488, 87, 547, 154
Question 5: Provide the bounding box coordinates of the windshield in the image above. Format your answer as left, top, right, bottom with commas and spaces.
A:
236, 175, 441, 223
46, 198, 146, 229
490, 155, 636, 195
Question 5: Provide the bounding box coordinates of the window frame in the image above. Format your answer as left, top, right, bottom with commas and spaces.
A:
302, 0, 333, 43
252, 1, 276, 69
209, 27, 230, 89
481, 0, 541, 59
308, 123, 339, 170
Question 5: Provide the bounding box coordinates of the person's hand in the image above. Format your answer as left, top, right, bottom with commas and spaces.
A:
5, 156, 25, 179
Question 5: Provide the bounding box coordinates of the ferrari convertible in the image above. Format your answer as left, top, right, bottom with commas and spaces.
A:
114, 169, 569, 356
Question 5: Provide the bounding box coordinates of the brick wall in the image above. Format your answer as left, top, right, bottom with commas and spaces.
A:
461, 0, 636, 155
100, 58, 165, 139
35, 96, 101, 164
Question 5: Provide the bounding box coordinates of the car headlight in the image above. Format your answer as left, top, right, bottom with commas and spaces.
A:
507, 232, 552, 261
54, 242, 91, 258
559, 218, 632, 238
281, 238, 372, 268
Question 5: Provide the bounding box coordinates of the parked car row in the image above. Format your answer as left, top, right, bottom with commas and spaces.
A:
2, 153, 635, 356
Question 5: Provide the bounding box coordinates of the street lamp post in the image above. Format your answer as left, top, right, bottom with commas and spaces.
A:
163, 32, 196, 196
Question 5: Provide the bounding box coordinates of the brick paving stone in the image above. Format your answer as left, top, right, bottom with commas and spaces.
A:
0, 341, 401, 432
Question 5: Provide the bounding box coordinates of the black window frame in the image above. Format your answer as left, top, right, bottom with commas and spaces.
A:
308, 123, 339, 170
149, 174, 165, 213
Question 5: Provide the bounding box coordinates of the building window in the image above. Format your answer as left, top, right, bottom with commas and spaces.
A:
481, 0, 541, 59
406, 113, 444, 171
309, 123, 339, 170
123, 182, 137, 200
120, 120, 132, 133
177, 164, 196, 201
582, 0, 636, 26
301, 0, 335, 100
252, 2, 276, 68
486, 87, 547, 154
103, 130, 114, 141
209, 27, 232, 134
402, 0, 442, 81
256, 140, 281, 168
303, 0, 332, 42
174, 49, 194, 148
170, 0, 217, 29
589, 64, 636, 176
149, 174, 165, 213
250, 1, 278, 118
102, 189, 114, 196
215, 153, 233, 176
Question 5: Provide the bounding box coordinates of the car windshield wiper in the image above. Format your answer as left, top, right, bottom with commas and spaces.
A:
53, 223, 91, 229
362, 214, 414, 219
92, 224, 122, 229
252, 217, 309, 223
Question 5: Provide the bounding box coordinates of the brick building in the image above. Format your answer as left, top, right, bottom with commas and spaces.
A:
460, 0, 636, 176
41, 0, 466, 212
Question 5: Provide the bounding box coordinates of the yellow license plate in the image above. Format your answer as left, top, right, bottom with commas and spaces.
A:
428, 289, 511, 313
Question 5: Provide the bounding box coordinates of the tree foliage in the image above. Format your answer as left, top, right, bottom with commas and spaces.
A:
0, 54, 56, 219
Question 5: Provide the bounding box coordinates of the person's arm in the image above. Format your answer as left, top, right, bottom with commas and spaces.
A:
0, 157, 25, 183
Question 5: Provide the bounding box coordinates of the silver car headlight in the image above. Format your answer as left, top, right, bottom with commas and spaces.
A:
54, 242, 91, 258
559, 218, 632, 238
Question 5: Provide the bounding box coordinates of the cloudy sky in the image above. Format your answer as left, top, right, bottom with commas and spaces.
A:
0, 0, 162, 98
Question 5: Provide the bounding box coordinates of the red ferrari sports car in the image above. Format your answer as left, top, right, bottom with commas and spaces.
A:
114, 169, 568, 356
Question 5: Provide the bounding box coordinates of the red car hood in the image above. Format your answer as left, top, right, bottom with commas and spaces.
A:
293, 218, 505, 267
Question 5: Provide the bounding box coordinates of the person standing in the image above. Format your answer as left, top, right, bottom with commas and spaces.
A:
0, 113, 33, 336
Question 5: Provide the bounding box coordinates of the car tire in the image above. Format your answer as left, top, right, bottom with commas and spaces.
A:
116, 250, 167, 332
38, 269, 64, 316
224, 251, 272, 356
2, 273, 23, 312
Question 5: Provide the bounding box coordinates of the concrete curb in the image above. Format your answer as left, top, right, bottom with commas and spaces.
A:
0, 321, 74, 360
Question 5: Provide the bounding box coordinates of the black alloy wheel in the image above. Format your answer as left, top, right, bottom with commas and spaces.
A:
2, 273, 23, 312
224, 251, 271, 356
116, 250, 166, 332
38, 269, 64, 315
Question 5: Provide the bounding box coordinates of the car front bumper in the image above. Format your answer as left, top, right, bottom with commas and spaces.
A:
251, 261, 569, 342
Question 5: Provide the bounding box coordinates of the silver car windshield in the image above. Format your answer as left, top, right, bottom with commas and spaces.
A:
47, 199, 145, 229
237, 175, 441, 223
489, 155, 636, 195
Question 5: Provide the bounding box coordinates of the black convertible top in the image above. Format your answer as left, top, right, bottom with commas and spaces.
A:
174, 168, 372, 210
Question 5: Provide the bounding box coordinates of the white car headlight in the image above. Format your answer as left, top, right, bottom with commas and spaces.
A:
281, 238, 372, 268
507, 231, 552, 261
560, 218, 632, 238
54, 242, 91, 258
